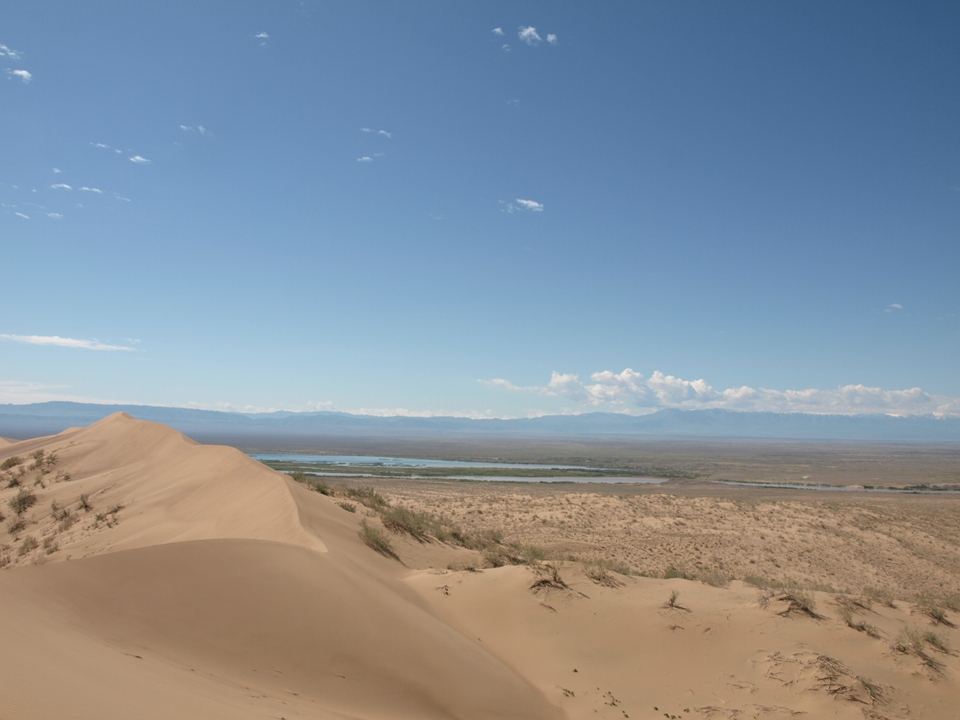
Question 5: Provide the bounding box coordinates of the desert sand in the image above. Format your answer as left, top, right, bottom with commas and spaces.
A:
1, 414, 958, 719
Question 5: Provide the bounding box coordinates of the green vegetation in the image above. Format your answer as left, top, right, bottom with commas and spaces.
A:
8, 488, 37, 516
359, 521, 397, 559
0, 456, 23, 471
343, 486, 389, 511
17, 536, 38, 556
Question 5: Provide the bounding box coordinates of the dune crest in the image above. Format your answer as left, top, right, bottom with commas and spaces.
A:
1, 412, 325, 561
0, 414, 563, 719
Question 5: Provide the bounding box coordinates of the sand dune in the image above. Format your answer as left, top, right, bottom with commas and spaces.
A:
0, 414, 957, 719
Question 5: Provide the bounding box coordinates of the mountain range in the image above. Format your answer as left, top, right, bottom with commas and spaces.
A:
1, 402, 958, 444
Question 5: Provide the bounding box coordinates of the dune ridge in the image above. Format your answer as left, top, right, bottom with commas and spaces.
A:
0, 414, 957, 719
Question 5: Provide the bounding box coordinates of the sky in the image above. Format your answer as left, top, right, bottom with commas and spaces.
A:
2, 1, 959, 419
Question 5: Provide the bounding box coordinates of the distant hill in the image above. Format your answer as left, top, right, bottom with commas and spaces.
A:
1, 402, 958, 444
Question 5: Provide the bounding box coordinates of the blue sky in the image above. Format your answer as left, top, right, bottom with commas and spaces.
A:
2, 1, 959, 418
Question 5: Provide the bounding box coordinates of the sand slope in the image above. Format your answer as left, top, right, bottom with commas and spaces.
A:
0, 414, 562, 719
0, 414, 957, 719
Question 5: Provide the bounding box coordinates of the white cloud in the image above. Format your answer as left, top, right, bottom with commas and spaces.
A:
357, 156, 373, 163
114, 193, 131, 202
0, 334, 136, 352
884, 303, 904, 313
91, 142, 109, 149
254, 32, 269, 39
502, 44, 511, 53
0, 44, 22, 60
547, 33, 558, 45
492, 27, 504, 36
46, 212, 62, 219
79, 186, 103, 194
129, 155, 150, 164
8, 69, 31, 83
482, 368, 960, 417
518, 26, 542, 45
50, 183, 72, 190
52, 167, 62, 174
180, 124, 192, 131
378, 129, 392, 138
361, 128, 392, 138
14, 212, 29, 219
514, 198, 544, 211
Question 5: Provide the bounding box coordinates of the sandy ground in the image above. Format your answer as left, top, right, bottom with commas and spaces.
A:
1, 414, 958, 719
365, 477, 960, 600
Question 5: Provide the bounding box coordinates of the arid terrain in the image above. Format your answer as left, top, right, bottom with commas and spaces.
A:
1, 415, 958, 719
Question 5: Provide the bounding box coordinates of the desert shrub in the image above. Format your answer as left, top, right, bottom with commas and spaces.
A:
54, 469, 71, 482
530, 565, 568, 592
863, 586, 896, 608
663, 589, 690, 611
42, 536, 59, 555
480, 541, 547, 568
50, 500, 69, 521
359, 520, 398, 559
289, 471, 332, 496
57, 515, 76, 532
338, 502, 357, 513
310, 479, 332, 495
7, 517, 26, 535
744, 574, 785, 590
8, 489, 37, 516
893, 625, 944, 676
17, 536, 38, 556
698, 568, 730, 588
759, 589, 822, 618
858, 677, 883, 702
0, 456, 23, 471
918, 596, 956, 627
663, 566, 694, 581
5, 474, 20, 489
585, 561, 624, 588
461, 528, 503, 551
345, 486, 389, 511
78, 494, 92, 512
482, 544, 511, 568
924, 631, 949, 653
838, 605, 881, 638
381, 506, 432, 542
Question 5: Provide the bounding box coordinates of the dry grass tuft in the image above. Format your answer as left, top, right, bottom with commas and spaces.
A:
529, 565, 569, 592
892, 626, 945, 678
585, 561, 624, 588
663, 589, 690, 612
